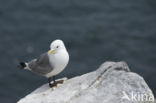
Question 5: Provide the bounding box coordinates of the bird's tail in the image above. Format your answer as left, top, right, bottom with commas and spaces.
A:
17, 62, 29, 70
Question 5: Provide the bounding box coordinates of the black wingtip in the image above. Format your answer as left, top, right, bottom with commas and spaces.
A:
17, 62, 26, 69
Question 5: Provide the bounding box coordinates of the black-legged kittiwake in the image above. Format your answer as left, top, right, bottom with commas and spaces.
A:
18, 39, 69, 87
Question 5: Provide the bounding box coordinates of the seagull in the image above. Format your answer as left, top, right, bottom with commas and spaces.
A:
18, 39, 69, 87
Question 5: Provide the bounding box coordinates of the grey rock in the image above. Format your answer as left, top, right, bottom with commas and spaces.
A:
17, 61, 155, 103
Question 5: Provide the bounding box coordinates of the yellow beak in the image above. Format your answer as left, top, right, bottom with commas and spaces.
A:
48, 49, 54, 55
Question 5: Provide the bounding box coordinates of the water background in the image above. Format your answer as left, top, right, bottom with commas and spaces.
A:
0, 0, 156, 102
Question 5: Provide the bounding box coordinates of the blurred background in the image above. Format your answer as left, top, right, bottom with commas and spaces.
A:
0, 0, 156, 102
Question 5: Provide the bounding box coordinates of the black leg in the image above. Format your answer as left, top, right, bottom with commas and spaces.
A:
53, 76, 56, 83
48, 76, 64, 88
48, 77, 51, 87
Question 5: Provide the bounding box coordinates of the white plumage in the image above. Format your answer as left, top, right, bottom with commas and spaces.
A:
46, 40, 69, 78
18, 39, 69, 87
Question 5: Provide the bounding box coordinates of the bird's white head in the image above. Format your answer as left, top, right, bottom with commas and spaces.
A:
48, 39, 66, 55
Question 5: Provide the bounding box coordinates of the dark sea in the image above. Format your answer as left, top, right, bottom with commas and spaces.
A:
0, 0, 156, 102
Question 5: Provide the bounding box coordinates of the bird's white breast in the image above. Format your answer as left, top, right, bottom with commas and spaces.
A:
45, 50, 69, 78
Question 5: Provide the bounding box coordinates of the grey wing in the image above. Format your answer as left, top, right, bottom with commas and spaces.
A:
28, 53, 53, 75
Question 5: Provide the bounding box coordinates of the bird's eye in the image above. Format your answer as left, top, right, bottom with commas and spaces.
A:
56, 46, 59, 48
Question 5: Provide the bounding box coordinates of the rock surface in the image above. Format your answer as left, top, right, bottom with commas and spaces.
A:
17, 62, 155, 103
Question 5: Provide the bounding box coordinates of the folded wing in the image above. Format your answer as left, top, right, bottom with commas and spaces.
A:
28, 53, 53, 75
